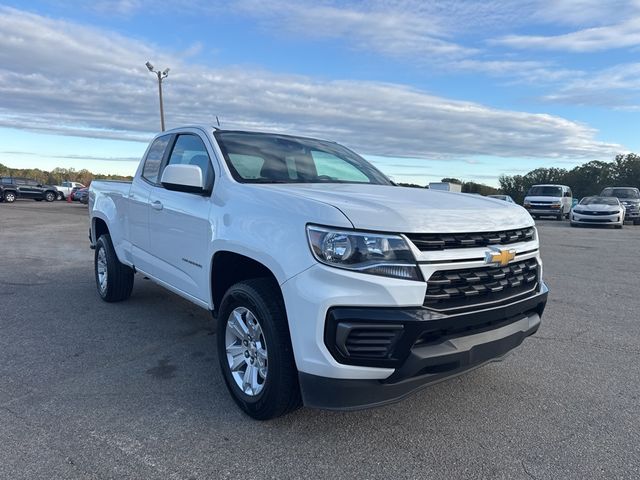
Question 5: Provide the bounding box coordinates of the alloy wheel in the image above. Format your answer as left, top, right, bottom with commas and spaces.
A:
225, 306, 268, 396
96, 247, 108, 294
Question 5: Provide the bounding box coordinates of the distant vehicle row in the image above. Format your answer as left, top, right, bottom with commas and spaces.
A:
0, 176, 58, 203
522, 184, 640, 226
0, 176, 89, 204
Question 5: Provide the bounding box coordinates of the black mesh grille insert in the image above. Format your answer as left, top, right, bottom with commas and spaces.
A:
424, 258, 539, 312
341, 326, 403, 358
406, 227, 534, 251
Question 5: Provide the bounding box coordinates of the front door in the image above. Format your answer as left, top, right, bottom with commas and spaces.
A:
147, 133, 214, 303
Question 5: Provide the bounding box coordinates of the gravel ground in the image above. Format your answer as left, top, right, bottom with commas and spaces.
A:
1, 200, 638, 480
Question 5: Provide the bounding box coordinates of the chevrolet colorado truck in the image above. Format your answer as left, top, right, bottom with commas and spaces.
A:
89, 125, 548, 419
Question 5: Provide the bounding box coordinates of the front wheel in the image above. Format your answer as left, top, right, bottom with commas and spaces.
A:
44, 191, 56, 202
94, 234, 134, 302
56, 191, 64, 201
217, 279, 301, 420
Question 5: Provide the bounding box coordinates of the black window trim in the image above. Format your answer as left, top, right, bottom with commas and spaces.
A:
141, 134, 174, 187
146, 132, 215, 196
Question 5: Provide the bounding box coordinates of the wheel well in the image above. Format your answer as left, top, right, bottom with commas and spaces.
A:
93, 218, 109, 241
211, 251, 280, 312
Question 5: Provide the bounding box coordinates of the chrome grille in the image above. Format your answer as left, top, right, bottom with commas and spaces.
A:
406, 227, 534, 252
424, 258, 539, 312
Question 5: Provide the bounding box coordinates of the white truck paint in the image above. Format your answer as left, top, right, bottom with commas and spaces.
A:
89, 125, 548, 418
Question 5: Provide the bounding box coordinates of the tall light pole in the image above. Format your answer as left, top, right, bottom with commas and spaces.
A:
146, 61, 170, 131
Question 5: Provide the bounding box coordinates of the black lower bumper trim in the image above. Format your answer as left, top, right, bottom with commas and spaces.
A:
301, 313, 540, 410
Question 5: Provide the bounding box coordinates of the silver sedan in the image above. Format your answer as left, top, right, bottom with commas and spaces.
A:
570, 196, 625, 229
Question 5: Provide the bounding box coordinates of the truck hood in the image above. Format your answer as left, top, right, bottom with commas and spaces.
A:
260, 184, 533, 233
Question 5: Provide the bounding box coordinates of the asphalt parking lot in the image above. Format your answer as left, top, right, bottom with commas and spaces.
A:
1, 200, 639, 480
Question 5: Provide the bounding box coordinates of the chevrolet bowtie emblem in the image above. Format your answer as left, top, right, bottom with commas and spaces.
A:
485, 247, 516, 267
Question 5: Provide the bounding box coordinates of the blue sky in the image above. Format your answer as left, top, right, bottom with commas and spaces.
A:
1, 1, 639, 185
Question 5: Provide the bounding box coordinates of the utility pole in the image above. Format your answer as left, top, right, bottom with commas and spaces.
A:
145, 62, 170, 131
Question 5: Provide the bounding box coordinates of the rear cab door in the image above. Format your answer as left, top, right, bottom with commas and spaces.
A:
126, 134, 172, 274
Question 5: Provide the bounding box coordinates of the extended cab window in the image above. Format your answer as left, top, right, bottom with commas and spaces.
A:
142, 135, 170, 184
165, 134, 214, 187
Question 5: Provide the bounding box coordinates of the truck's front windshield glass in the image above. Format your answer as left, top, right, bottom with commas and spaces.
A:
214, 131, 392, 185
527, 186, 563, 197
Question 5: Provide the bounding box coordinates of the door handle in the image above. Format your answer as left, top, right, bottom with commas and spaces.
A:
151, 200, 163, 211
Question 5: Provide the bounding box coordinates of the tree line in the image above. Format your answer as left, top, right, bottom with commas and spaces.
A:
499, 153, 640, 204
0, 163, 133, 186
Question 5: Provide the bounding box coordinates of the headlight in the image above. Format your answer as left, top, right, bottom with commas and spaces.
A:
306, 225, 420, 280
573, 208, 584, 213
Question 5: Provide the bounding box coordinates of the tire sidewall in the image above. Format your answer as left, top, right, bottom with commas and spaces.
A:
217, 285, 283, 412
95, 236, 113, 300
4, 192, 16, 203
45, 192, 55, 202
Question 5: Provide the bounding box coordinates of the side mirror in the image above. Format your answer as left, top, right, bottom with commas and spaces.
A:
161, 164, 207, 194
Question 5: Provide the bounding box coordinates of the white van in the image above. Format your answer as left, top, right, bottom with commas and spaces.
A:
523, 184, 572, 220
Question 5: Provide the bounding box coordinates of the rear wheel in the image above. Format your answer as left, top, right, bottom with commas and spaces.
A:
3, 191, 16, 203
44, 191, 56, 202
217, 279, 301, 420
94, 234, 134, 302
56, 191, 64, 201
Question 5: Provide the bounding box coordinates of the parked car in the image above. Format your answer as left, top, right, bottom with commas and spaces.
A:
89, 126, 548, 419
69, 185, 84, 201
570, 196, 625, 229
600, 187, 640, 225
55, 181, 85, 200
0, 176, 58, 203
523, 184, 572, 220
76, 187, 89, 204
487, 194, 516, 204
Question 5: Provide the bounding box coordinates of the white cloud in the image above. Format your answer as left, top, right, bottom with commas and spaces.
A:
494, 18, 640, 52
0, 6, 623, 161
541, 62, 640, 108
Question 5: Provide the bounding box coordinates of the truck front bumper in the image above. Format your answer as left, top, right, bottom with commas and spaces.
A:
299, 284, 547, 410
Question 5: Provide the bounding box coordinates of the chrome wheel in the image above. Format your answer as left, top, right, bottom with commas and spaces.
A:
225, 306, 268, 396
97, 247, 108, 294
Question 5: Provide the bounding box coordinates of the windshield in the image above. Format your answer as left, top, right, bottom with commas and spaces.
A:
579, 197, 619, 206
215, 131, 392, 185
601, 188, 640, 199
527, 186, 563, 197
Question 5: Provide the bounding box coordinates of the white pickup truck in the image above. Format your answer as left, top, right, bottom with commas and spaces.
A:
89, 125, 548, 419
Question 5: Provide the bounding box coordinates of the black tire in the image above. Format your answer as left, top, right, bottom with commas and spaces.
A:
217, 278, 301, 420
56, 191, 63, 201
556, 213, 563, 221
3, 191, 16, 203
94, 234, 134, 302
44, 191, 56, 202
615, 224, 623, 229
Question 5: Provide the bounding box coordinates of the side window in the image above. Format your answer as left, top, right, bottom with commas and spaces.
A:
1, 178, 11, 185
142, 135, 170, 184
312, 151, 369, 183
27, 180, 38, 186
166, 134, 214, 187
